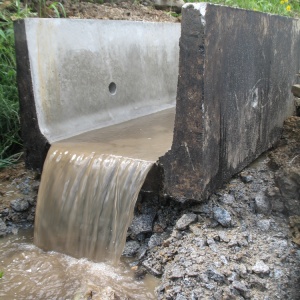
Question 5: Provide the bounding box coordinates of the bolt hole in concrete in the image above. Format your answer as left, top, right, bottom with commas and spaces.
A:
109, 82, 117, 95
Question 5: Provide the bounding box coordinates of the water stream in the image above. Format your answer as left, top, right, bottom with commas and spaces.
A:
0, 229, 159, 299
0, 108, 175, 298
35, 149, 153, 262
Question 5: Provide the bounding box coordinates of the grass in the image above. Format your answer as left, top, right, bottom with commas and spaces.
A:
0, 0, 32, 168
0, 0, 65, 169
195, 0, 300, 17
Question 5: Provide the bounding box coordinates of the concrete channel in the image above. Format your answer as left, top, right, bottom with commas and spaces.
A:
14, 3, 300, 202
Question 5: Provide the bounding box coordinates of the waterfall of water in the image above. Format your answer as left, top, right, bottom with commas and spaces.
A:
34, 144, 153, 263
34, 108, 175, 263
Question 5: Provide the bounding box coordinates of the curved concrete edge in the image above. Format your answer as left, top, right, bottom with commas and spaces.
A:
15, 6, 300, 201
14, 19, 180, 170
160, 3, 300, 202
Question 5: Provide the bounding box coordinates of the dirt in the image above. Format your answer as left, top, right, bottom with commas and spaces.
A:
0, 115, 299, 299
51, 0, 180, 22
0, 0, 178, 232
0, 2, 299, 299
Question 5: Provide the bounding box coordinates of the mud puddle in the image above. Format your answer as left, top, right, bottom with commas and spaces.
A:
0, 229, 159, 299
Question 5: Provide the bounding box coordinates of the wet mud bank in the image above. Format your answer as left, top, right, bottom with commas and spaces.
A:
0, 116, 299, 299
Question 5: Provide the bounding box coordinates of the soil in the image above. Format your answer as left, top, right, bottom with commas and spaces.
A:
1, 2, 299, 299
50, 0, 181, 22
1, 116, 299, 299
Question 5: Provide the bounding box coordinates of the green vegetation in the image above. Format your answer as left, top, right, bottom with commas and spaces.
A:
201, 0, 300, 17
0, 271, 3, 278
0, 0, 34, 168
0, 0, 65, 168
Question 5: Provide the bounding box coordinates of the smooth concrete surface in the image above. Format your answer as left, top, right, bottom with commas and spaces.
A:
160, 3, 300, 201
14, 18, 180, 169
15, 6, 299, 201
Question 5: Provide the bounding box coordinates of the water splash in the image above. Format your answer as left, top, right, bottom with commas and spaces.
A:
34, 144, 153, 263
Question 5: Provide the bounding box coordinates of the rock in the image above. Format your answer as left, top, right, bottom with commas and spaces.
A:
0, 218, 7, 236
137, 245, 148, 260
220, 255, 228, 265
168, 266, 185, 279
232, 280, 249, 292
228, 272, 239, 282
31, 181, 40, 192
256, 219, 271, 231
204, 283, 216, 290
213, 207, 231, 227
175, 294, 187, 300
289, 215, 300, 245
175, 213, 197, 230
11, 227, 18, 235
276, 167, 300, 215
98, 286, 128, 300
10, 198, 29, 212
291, 84, 300, 97
129, 214, 155, 235
220, 193, 235, 204
186, 265, 199, 277
122, 240, 140, 257
249, 276, 267, 291
0, 208, 9, 217
273, 268, 284, 279
254, 192, 271, 215
191, 203, 212, 214
295, 97, 300, 116
27, 196, 36, 206
171, 229, 183, 239
240, 173, 254, 183
232, 280, 250, 298
193, 237, 206, 248
218, 231, 230, 242
206, 268, 225, 283
238, 264, 248, 278
142, 259, 162, 276
133, 266, 147, 280
189, 224, 202, 236
148, 233, 167, 249
252, 260, 270, 275
207, 238, 218, 253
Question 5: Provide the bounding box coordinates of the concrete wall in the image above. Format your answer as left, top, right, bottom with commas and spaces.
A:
15, 5, 300, 201
14, 19, 180, 169
160, 3, 300, 201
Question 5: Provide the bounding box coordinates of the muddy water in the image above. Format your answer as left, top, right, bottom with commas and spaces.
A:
60, 107, 175, 161
35, 108, 175, 262
35, 150, 153, 262
26, 108, 175, 297
0, 229, 160, 299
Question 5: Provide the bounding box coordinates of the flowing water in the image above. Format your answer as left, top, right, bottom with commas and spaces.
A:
0, 229, 160, 299
35, 149, 154, 262
0, 108, 175, 298
34, 107, 175, 262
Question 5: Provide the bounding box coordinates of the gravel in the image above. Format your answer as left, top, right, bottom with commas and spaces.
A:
0, 117, 299, 299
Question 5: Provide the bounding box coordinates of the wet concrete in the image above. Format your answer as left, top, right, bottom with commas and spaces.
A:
15, 5, 300, 202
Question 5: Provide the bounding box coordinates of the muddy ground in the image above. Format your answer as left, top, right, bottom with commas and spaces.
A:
1, 115, 299, 299
1, 2, 300, 299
